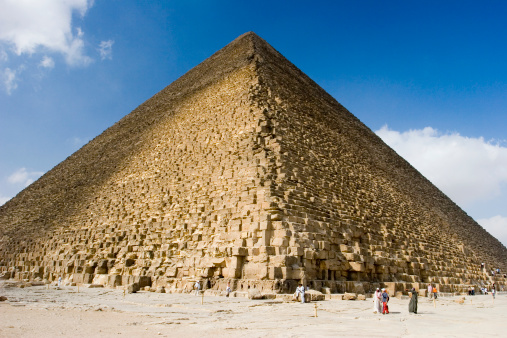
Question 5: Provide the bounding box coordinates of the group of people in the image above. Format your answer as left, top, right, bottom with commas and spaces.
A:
374, 287, 418, 314
427, 284, 438, 299
194, 280, 232, 296
373, 288, 391, 314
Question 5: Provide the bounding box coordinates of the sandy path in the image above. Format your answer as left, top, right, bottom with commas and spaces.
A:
1, 283, 504, 337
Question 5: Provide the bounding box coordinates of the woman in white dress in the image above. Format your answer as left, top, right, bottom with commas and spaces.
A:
373, 288, 382, 313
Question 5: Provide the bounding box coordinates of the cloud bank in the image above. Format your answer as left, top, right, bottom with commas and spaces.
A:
376, 126, 507, 246
0, 0, 93, 66
0, 0, 113, 94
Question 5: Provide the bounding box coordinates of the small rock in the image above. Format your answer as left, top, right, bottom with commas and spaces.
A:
0, 296, 7, 301
357, 294, 366, 301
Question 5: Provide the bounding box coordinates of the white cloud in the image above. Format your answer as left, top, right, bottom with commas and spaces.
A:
477, 216, 507, 249
2, 67, 18, 95
7, 167, 44, 187
376, 126, 507, 208
0, 0, 94, 66
39, 55, 55, 69
376, 126, 507, 246
0, 49, 7, 62
98, 39, 114, 60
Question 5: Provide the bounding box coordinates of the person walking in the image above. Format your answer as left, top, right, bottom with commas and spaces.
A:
432, 286, 438, 299
409, 288, 418, 314
381, 288, 389, 314
194, 280, 201, 296
427, 284, 432, 299
226, 282, 231, 297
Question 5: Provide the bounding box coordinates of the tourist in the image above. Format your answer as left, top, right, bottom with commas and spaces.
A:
432, 286, 438, 299
194, 280, 200, 296
428, 284, 432, 299
381, 288, 389, 314
409, 288, 418, 314
471, 286, 475, 296
491, 284, 496, 299
295, 283, 305, 303
226, 282, 231, 297
373, 288, 382, 313
58, 276, 62, 287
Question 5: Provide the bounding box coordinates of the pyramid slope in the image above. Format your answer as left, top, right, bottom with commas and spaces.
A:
249, 34, 507, 280
1, 32, 505, 293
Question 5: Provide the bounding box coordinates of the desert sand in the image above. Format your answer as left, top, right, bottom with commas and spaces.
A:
1, 281, 505, 337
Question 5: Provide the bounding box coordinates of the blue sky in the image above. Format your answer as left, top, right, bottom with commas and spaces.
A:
1, 0, 506, 245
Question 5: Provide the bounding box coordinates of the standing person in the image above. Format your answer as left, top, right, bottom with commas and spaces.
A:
226, 282, 231, 297
194, 280, 200, 296
409, 288, 418, 314
373, 288, 382, 313
427, 284, 432, 299
381, 288, 389, 314
491, 284, 496, 299
432, 286, 438, 299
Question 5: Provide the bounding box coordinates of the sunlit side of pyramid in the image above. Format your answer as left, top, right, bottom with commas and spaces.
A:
1, 32, 505, 294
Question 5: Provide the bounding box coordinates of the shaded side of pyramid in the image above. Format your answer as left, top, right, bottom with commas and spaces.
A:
0, 32, 505, 294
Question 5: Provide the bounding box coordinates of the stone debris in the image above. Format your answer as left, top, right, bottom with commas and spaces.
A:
0, 32, 506, 298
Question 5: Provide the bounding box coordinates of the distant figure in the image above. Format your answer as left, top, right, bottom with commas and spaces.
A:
427, 284, 432, 299
226, 282, 231, 297
432, 286, 438, 299
381, 288, 389, 314
409, 288, 418, 314
481, 262, 485, 271
491, 284, 496, 299
373, 288, 382, 314
295, 283, 305, 303
194, 280, 200, 296
471, 286, 475, 296
58, 276, 62, 287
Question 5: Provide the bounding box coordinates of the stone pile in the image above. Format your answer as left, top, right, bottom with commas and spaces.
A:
0, 32, 506, 295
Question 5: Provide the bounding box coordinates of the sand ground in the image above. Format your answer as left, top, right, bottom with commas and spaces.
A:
1, 281, 505, 337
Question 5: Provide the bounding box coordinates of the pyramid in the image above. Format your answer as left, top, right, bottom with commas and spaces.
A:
1, 32, 506, 294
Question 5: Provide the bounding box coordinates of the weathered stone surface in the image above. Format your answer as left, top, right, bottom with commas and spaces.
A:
127, 283, 140, 294
306, 290, 325, 301
248, 288, 263, 300
343, 293, 357, 301
0, 32, 506, 295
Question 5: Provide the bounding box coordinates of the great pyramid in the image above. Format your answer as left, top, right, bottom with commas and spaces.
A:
1, 32, 506, 295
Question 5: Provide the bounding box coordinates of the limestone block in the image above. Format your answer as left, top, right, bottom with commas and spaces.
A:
349, 262, 365, 272
248, 288, 263, 299
343, 293, 357, 300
